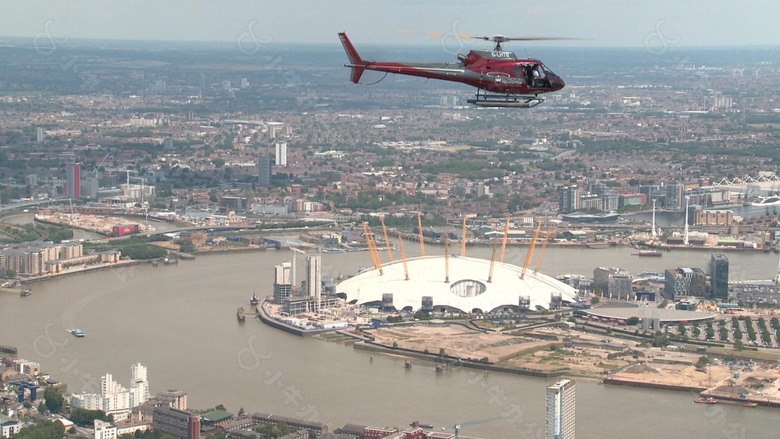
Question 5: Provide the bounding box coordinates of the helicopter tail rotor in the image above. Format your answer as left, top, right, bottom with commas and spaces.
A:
339, 32, 368, 83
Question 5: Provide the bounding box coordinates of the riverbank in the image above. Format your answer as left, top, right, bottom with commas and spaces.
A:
260, 317, 780, 409
17, 259, 147, 284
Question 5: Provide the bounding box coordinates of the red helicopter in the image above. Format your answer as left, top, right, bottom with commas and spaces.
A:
338, 32, 566, 108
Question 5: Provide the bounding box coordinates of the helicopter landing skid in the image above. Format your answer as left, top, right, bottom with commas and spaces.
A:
467, 92, 545, 108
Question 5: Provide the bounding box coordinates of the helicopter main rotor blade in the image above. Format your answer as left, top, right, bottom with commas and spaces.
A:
389, 30, 585, 46
389, 29, 480, 40
471, 36, 583, 43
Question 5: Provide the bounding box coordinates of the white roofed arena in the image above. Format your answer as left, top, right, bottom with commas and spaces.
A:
337, 255, 578, 314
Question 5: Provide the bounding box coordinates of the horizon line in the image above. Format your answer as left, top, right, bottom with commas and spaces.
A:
0, 34, 779, 51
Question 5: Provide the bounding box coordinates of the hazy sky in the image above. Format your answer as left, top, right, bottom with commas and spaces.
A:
1, 0, 778, 49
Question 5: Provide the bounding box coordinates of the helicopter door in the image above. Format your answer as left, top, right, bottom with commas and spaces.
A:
514, 64, 530, 85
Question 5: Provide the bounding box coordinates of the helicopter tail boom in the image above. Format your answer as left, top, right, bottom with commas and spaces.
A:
339, 32, 367, 83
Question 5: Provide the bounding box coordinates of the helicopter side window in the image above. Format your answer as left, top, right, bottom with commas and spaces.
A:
532, 65, 548, 88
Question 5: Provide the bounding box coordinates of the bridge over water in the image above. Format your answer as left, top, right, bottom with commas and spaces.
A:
710, 173, 780, 195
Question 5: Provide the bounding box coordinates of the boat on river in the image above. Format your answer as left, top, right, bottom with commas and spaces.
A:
409, 422, 434, 429
694, 396, 757, 407
237, 306, 246, 322
715, 399, 758, 407
694, 396, 718, 404
71, 328, 85, 337
634, 250, 662, 257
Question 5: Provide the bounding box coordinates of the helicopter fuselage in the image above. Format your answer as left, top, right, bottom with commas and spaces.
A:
339, 32, 564, 105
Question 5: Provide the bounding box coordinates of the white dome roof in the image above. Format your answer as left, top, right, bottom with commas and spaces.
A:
337, 255, 577, 313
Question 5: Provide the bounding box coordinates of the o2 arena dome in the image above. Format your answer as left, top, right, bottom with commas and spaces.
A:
337, 255, 577, 313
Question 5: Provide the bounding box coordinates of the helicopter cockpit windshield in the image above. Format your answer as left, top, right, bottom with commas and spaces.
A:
532, 63, 564, 90
539, 64, 557, 79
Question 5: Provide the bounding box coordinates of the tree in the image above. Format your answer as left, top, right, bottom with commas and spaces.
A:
156, 183, 173, 198
70, 408, 112, 426
44, 386, 64, 413
590, 296, 600, 305
414, 310, 430, 320
14, 420, 65, 439
652, 331, 670, 348
734, 340, 744, 351
626, 316, 640, 326
695, 356, 709, 369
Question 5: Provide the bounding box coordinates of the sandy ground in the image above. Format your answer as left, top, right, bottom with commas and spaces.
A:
609, 362, 731, 388
366, 322, 780, 403
35, 211, 153, 235
369, 324, 545, 362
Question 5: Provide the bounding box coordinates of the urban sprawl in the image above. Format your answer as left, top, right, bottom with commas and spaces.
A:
1, 38, 780, 439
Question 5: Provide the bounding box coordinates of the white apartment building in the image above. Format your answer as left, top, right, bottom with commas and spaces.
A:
71, 363, 151, 422
94, 419, 117, 439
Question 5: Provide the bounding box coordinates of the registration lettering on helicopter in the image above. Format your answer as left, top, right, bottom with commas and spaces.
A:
491, 51, 513, 58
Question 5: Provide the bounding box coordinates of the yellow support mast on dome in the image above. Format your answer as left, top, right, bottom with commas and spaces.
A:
521, 221, 543, 279
417, 213, 425, 256
397, 230, 409, 281
534, 227, 552, 274
362, 222, 383, 275
380, 216, 394, 263
444, 234, 450, 284
460, 217, 467, 257
487, 237, 498, 283
499, 216, 510, 262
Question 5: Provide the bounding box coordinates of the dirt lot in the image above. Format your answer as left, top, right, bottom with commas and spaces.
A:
366, 321, 780, 404
609, 361, 731, 388
369, 323, 544, 362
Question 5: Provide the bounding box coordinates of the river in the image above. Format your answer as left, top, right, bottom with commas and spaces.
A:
2, 245, 778, 438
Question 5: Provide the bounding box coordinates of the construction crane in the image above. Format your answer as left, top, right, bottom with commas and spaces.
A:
92, 152, 110, 179
124, 169, 150, 205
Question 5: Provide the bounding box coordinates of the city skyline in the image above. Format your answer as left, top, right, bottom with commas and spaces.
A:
0, 0, 779, 49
